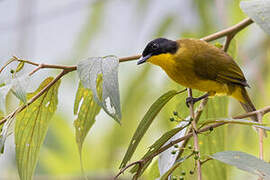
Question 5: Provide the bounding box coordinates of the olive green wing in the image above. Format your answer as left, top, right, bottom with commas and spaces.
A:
193, 49, 249, 87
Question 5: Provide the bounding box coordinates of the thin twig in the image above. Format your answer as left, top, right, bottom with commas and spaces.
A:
233, 105, 270, 119
223, 33, 235, 52
178, 98, 209, 158
201, 18, 253, 42
187, 88, 202, 180
13, 56, 77, 71
257, 112, 264, 160
200, 158, 212, 165
114, 160, 143, 180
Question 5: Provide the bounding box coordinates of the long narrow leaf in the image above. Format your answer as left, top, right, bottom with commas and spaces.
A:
120, 90, 179, 169
130, 125, 188, 175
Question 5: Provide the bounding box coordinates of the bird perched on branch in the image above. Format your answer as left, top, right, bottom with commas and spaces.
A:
137, 38, 264, 134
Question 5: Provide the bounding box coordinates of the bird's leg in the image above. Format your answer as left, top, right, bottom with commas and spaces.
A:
186, 93, 209, 107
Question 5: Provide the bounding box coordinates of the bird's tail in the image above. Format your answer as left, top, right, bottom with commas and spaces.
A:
240, 87, 267, 137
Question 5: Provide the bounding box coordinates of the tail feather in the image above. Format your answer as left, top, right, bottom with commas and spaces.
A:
240, 88, 267, 137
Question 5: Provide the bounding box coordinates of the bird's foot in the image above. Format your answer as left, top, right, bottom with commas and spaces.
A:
185, 93, 209, 108
186, 97, 198, 107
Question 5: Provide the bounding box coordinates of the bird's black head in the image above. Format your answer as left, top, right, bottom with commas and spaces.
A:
137, 38, 178, 65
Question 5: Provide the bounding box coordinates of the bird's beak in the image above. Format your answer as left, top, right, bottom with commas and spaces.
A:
137, 54, 152, 65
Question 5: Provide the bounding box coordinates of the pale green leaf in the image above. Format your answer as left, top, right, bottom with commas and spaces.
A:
240, 0, 270, 35
158, 121, 190, 177
15, 77, 60, 180
73, 81, 101, 169
11, 75, 30, 104
77, 56, 121, 123
0, 84, 12, 114
120, 90, 180, 169
160, 154, 193, 180
211, 151, 270, 178
0, 116, 15, 155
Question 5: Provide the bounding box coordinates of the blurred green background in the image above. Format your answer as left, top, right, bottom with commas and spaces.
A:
0, 0, 270, 179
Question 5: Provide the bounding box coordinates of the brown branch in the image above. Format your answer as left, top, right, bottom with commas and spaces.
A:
257, 113, 264, 160
201, 18, 253, 42
119, 55, 141, 63
178, 98, 209, 158
114, 160, 143, 180
13, 56, 77, 72
118, 105, 270, 179
233, 105, 270, 119
223, 33, 235, 52
187, 88, 202, 180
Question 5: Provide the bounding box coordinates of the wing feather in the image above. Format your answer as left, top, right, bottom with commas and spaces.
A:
193, 46, 249, 87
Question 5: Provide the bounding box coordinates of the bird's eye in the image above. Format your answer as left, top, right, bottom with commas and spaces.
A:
151, 43, 159, 50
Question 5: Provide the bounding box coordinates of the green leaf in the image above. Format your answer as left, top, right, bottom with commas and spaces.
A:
73, 81, 102, 170
15, 61, 25, 73
15, 77, 60, 180
240, 0, 270, 35
120, 90, 180, 169
211, 151, 270, 178
77, 56, 121, 123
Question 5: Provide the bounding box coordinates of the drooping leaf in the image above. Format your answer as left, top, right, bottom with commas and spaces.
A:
158, 121, 190, 178
73, 80, 102, 170
0, 116, 15, 155
240, 0, 270, 35
211, 151, 270, 178
11, 75, 30, 104
15, 77, 60, 180
77, 56, 121, 123
119, 90, 180, 169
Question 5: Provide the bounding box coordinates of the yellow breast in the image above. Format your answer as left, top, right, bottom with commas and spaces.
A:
148, 52, 230, 96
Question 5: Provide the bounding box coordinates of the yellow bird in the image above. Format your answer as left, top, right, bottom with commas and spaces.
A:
137, 38, 258, 123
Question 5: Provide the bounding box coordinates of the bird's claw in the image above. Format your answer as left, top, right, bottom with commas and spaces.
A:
186, 97, 197, 107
